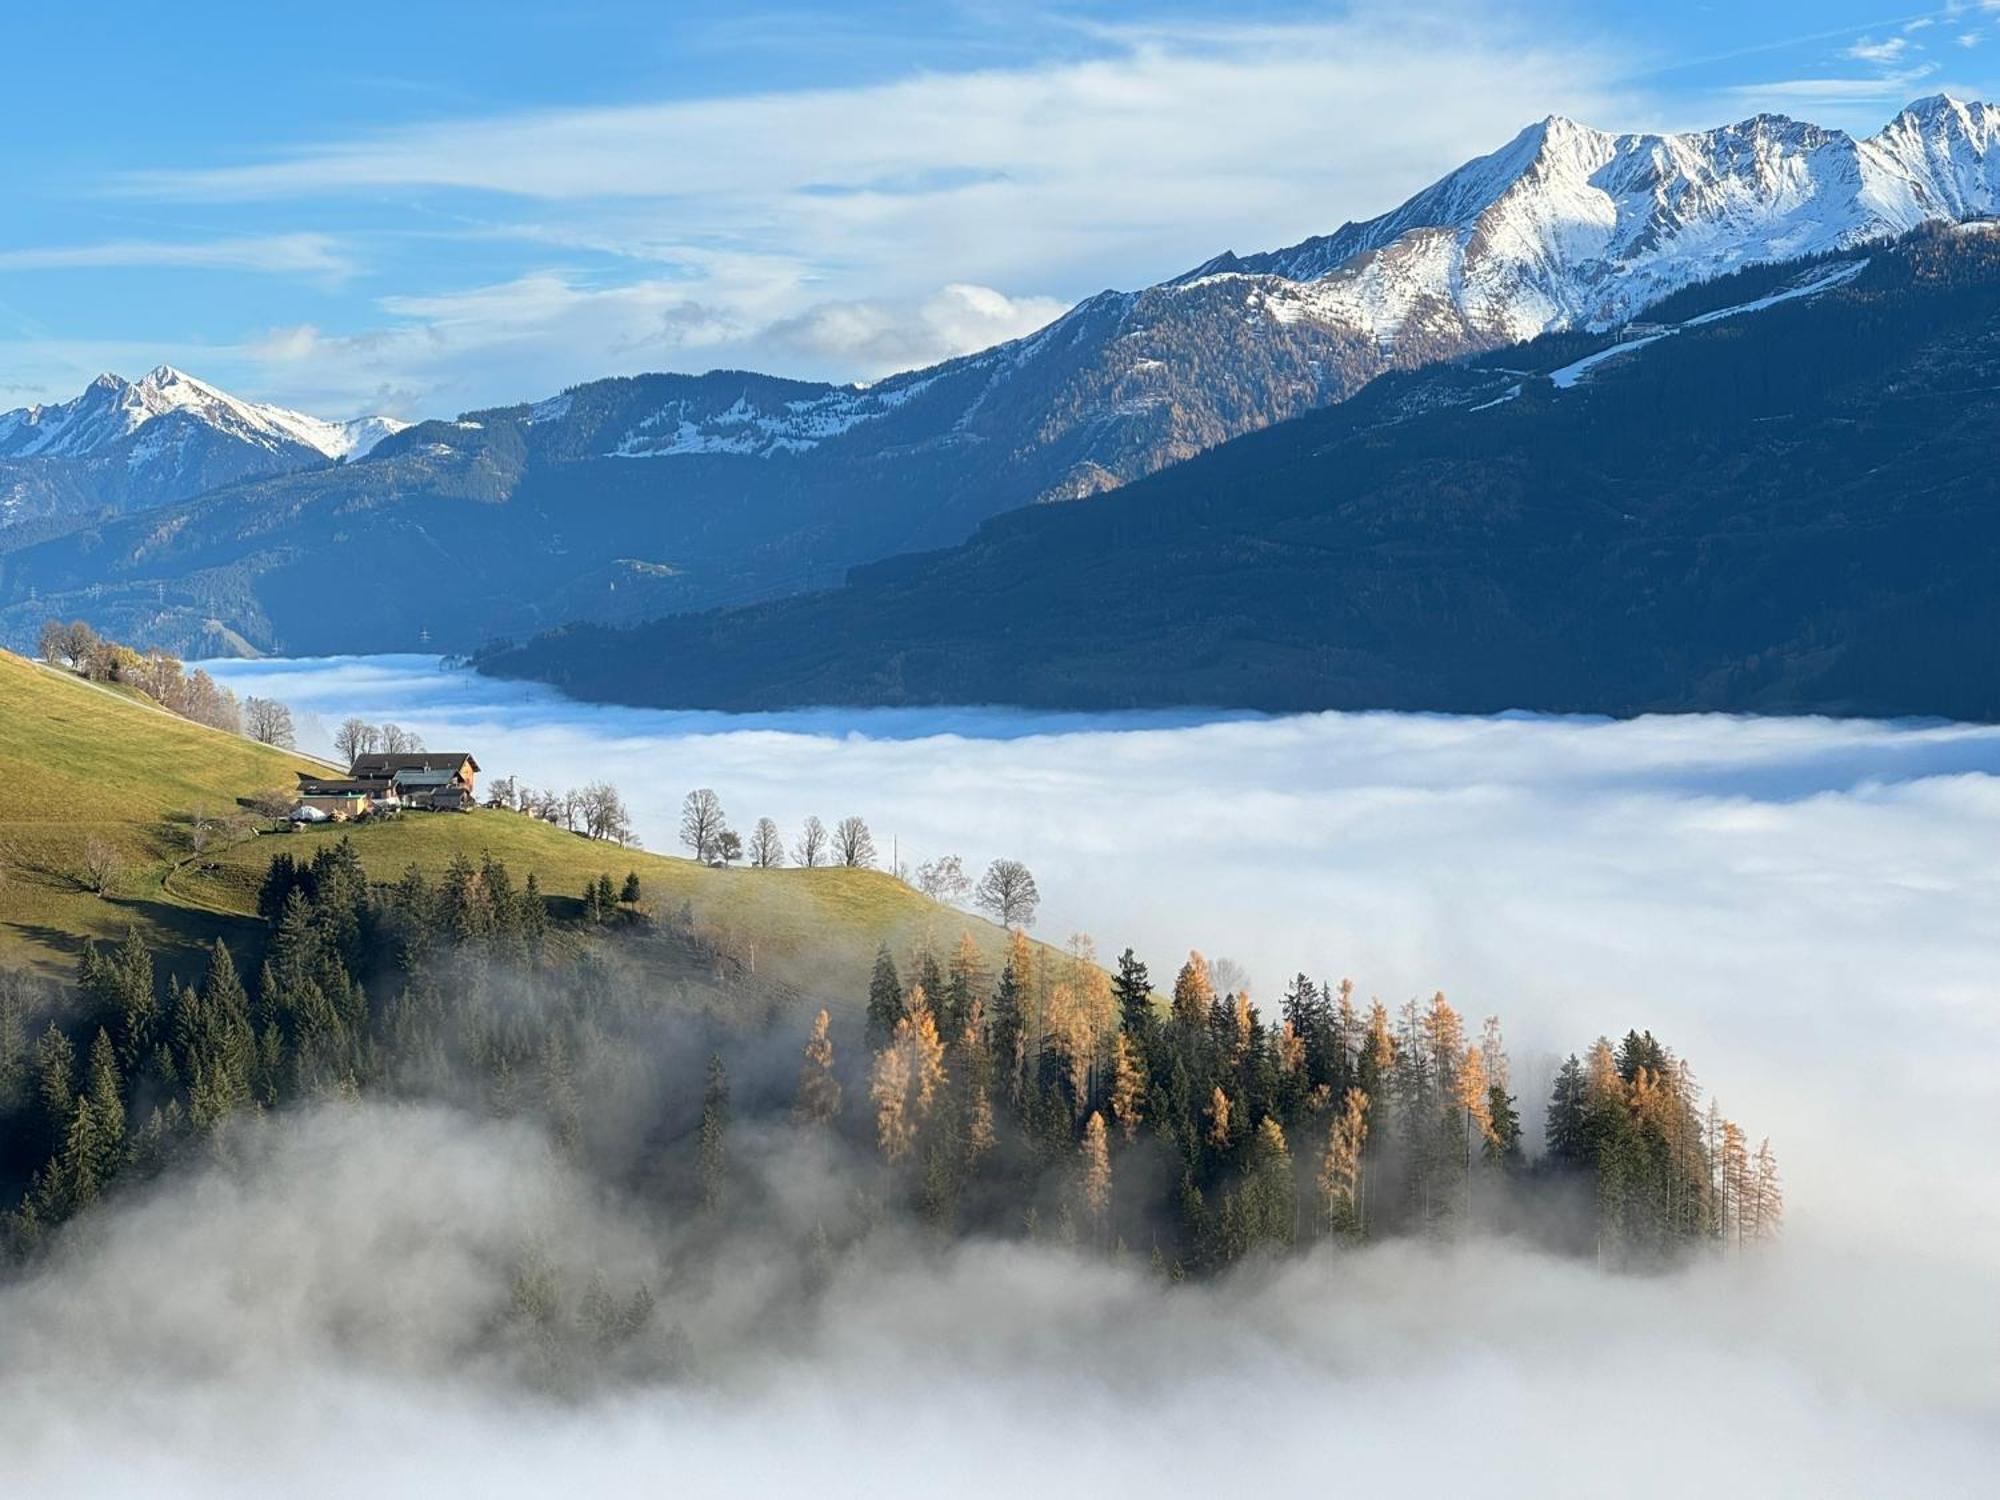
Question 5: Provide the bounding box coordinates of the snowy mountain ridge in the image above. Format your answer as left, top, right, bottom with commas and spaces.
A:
1199, 93, 2000, 344
0, 366, 406, 464
604, 96, 1997, 470
0, 368, 410, 540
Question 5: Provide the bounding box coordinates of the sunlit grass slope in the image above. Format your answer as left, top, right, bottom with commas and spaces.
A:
0, 647, 1019, 1001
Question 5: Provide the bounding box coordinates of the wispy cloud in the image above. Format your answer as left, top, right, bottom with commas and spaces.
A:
1844, 36, 1909, 64
0, 233, 354, 280
1727, 65, 1940, 106
104, 14, 1637, 409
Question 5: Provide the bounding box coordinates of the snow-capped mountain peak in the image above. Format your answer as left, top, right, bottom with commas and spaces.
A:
0, 368, 415, 535
0, 367, 409, 465
1188, 95, 2000, 348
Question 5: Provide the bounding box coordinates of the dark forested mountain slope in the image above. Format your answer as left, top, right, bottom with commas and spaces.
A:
5, 98, 1994, 659
475, 228, 2000, 721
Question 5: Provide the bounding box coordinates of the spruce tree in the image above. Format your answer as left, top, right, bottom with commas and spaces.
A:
865, 945, 905, 1048
1113, 949, 1153, 1036
33, 1025, 77, 1159
698, 1053, 730, 1213
83, 1028, 126, 1185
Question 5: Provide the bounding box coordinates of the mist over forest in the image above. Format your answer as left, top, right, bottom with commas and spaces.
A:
2, 657, 1992, 1495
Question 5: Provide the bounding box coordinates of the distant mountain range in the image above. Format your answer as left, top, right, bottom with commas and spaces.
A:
0, 366, 405, 545
474, 226, 2000, 721
1, 96, 1996, 670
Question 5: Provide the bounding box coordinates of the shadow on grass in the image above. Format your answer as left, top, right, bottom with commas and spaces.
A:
101, 896, 272, 986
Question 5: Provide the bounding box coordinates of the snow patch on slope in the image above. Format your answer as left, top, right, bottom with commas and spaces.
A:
611, 376, 941, 460
1545, 258, 1868, 389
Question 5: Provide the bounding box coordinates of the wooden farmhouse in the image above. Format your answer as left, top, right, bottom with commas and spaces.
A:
294, 752, 481, 821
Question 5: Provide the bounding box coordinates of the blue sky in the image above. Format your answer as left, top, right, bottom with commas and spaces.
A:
4, 0, 1996, 419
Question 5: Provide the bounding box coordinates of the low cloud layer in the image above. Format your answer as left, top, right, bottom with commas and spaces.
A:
3, 1100, 1994, 1497
85, 653, 1998, 1490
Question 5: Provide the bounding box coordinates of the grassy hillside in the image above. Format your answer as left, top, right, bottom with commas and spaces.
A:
0, 647, 1017, 1002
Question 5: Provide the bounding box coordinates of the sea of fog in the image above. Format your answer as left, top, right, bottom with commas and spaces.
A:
16, 651, 1991, 1494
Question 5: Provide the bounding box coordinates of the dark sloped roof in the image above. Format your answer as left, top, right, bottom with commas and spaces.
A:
349, 752, 480, 777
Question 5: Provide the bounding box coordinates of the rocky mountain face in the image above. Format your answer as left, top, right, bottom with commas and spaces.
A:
0, 367, 405, 545
2, 98, 1994, 657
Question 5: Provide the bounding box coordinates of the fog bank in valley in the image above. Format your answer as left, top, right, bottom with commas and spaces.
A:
5, 1101, 1994, 1498
75, 652, 1988, 1493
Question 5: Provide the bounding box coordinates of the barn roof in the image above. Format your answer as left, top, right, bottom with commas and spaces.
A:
349, 752, 480, 777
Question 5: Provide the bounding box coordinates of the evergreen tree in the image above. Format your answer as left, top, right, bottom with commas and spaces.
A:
520, 872, 550, 955
82, 1028, 126, 1186
698, 1053, 730, 1213
986, 940, 1028, 1107
865, 945, 905, 1048
1113, 949, 1153, 1036
940, 933, 983, 1042
1545, 1055, 1590, 1167
540, 1032, 582, 1156
33, 1025, 76, 1158
621, 871, 642, 904
1484, 1083, 1523, 1167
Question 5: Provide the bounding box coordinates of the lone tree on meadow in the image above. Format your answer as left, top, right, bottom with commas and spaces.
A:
749, 818, 785, 869
243, 697, 296, 748
793, 815, 828, 868
975, 858, 1040, 929
833, 816, 876, 869
680, 788, 727, 861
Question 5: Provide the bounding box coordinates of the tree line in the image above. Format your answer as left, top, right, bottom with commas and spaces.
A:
674, 788, 1041, 927
0, 840, 1777, 1276
484, 777, 636, 846
35, 619, 295, 747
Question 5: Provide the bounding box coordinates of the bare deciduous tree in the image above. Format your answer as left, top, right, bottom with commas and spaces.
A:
681, 788, 727, 861
378, 723, 422, 754
79, 837, 122, 895
247, 786, 297, 821
582, 781, 635, 845
975, 858, 1040, 929
335, 717, 380, 766
793, 815, 828, 868
748, 817, 785, 869
833, 816, 876, 869
37, 619, 98, 671
915, 854, 971, 905
243, 697, 296, 748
